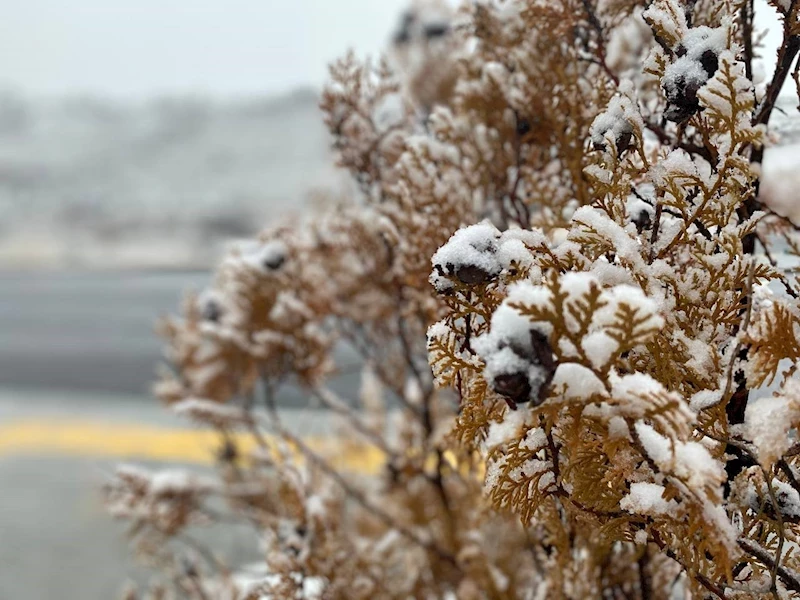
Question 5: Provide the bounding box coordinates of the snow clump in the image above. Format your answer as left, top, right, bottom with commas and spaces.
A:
430, 222, 535, 292
662, 26, 726, 122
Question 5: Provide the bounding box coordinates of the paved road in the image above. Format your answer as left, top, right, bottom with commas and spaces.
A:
0, 268, 361, 402
0, 269, 209, 394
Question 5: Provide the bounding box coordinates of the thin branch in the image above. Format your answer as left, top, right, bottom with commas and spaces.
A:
580, 0, 620, 86
763, 472, 787, 597
754, 0, 800, 129
739, 538, 800, 594
741, 0, 755, 83
648, 202, 663, 264
278, 422, 459, 569
176, 533, 229, 577
311, 385, 395, 456
721, 261, 756, 404
650, 530, 728, 599
644, 119, 714, 163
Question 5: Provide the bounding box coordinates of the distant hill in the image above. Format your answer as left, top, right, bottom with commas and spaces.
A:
0, 88, 334, 268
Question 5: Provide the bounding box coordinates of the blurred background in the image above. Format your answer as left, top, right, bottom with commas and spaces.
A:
0, 1, 788, 598
0, 2, 410, 598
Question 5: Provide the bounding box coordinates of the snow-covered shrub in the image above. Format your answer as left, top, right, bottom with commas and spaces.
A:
428, 0, 800, 596
109, 0, 800, 598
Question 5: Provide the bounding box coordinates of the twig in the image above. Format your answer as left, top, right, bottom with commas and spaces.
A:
508, 125, 530, 228
278, 422, 459, 569
738, 538, 800, 594
778, 459, 800, 495
638, 549, 652, 600
644, 119, 714, 163
580, 0, 620, 86
177, 533, 229, 577
311, 385, 395, 455
754, 0, 800, 128
763, 472, 787, 597
721, 262, 756, 405
650, 530, 728, 599
741, 0, 755, 83
649, 202, 663, 264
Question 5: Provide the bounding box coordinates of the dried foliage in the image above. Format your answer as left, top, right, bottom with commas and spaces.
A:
107, 0, 800, 598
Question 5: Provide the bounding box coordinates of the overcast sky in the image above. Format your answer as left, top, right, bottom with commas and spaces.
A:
0, 0, 784, 99
0, 0, 410, 99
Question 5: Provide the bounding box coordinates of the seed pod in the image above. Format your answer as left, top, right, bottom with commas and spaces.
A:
516, 117, 531, 137
201, 298, 222, 322
615, 129, 633, 154
492, 372, 532, 403
263, 254, 285, 270
530, 330, 556, 375
529, 330, 556, 405
455, 263, 492, 285
424, 22, 449, 40
632, 208, 652, 233
663, 72, 702, 123
699, 49, 719, 78
393, 11, 414, 45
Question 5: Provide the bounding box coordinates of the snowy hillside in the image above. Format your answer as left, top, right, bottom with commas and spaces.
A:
0, 88, 334, 268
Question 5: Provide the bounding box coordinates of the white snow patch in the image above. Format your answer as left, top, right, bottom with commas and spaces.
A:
620, 482, 678, 516
550, 363, 608, 400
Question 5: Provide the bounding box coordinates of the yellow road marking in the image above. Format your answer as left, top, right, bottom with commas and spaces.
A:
0, 419, 387, 474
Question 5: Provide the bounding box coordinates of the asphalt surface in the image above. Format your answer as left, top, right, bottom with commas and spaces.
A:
0, 269, 209, 394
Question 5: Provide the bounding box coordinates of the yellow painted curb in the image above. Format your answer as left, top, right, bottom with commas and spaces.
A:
0, 420, 387, 474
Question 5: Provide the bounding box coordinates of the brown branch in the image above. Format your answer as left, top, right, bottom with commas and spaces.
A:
763, 471, 787, 597
793, 58, 800, 108
754, 0, 800, 129
648, 202, 663, 264
580, 0, 619, 86
741, 0, 755, 83
278, 423, 459, 569
650, 530, 728, 599
738, 538, 800, 594
638, 549, 652, 600
778, 459, 800, 494
311, 385, 395, 456
644, 119, 714, 163
508, 121, 531, 229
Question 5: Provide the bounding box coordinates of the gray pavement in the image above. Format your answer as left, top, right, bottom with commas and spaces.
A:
0, 269, 209, 394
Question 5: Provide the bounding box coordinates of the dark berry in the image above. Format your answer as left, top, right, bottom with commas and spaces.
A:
263, 253, 285, 271
393, 11, 414, 45
664, 75, 702, 123
632, 209, 652, 233
699, 49, 719, 78
202, 299, 222, 322
516, 117, 531, 137
493, 372, 532, 403
455, 264, 492, 285
530, 330, 555, 374
424, 23, 449, 39
615, 129, 633, 153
